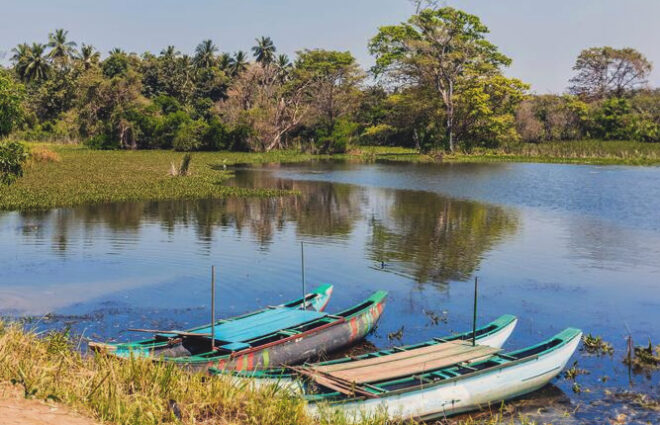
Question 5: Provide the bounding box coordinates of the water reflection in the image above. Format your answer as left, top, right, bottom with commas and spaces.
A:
7, 168, 518, 290
368, 191, 518, 286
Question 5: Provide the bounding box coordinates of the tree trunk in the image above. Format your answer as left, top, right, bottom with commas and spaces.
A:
447, 80, 455, 153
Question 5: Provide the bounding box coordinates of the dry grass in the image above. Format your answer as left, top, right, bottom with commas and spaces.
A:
0, 320, 545, 425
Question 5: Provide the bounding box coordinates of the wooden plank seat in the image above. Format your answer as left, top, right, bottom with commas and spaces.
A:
308, 341, 500, 385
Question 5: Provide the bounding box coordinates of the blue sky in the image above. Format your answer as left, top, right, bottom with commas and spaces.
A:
1, 0, 658, 93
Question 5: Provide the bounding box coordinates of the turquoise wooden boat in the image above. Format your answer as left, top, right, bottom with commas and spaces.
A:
91, 286, 389, 373
299, 328, 582, 421
212, 314, 517, 381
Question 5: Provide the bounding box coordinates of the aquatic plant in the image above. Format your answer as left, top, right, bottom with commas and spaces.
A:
581, 333, 614, 356
563, 361, 589, 380
169, 153, 193, 177
624, 338, 660, 370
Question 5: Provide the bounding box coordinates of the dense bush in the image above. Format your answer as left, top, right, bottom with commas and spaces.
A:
0, 141, 29, 185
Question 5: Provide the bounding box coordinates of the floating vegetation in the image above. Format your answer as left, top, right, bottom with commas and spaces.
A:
613, 391, 660, 412
563, 361, 589, 381
624, 338, 660, 370
387, 325, 404, 342
423, 309, 448, 326
581, 333, 614, 356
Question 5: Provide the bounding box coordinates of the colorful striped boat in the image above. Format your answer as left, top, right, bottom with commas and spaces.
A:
91, 285, 389, 373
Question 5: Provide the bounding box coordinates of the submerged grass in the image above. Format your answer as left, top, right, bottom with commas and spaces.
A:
0, 320, 546, 425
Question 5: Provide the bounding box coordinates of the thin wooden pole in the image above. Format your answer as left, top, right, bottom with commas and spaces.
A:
301, 241, 306, 310
211, 265, 216, 351
472, 276, 478, 347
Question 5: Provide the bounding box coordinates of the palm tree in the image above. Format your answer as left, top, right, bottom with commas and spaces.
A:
229, 50, 249, 76
252, 36, 276, 65
193, 39, 218, 68
160, 45, 180, 60
47, 29, 77, 61
11, 43, 31, 78
77, 43, 100, 69
22, 43, 51, 82
109, 47, 126, 56
217, 52, 232, 73
275, 54, 292, 82
275, 54, 291, 71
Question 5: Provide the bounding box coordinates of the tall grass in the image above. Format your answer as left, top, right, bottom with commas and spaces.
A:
0, 320, 542, 425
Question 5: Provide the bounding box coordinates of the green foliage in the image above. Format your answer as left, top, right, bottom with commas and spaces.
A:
102, 50, 130, 77
0, 141, 29, 185
5, 23, 657, 153
157, 111, 191, 149
0, 71, 26, 136
369, 7, 521, 152
173, 119, 209, 151
315, 119, 359, 153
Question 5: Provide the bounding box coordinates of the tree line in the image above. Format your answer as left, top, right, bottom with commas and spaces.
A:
0, 6, 658, 155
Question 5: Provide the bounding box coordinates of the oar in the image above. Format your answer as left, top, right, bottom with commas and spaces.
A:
127, 328, 212, 337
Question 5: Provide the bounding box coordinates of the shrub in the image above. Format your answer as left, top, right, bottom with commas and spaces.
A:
84, 133, 119, 150
157, 111, 191, 149
202, 116, 231, 150
0, 141, 29, 185
173, 119, 209, 151
0, 71, 26, 137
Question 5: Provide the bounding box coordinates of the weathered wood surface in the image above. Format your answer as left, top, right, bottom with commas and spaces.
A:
314, 341, 499, 384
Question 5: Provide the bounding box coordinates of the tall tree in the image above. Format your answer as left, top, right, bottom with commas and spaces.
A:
252, 36, 276, 65
17, 43, 51, 82
229, 51, 249, 76
193, 39, 218, 69
47, 29, 77, 62
369, 7, 513, 151
160, 45, 180, 60
77, 43, 100, 70
0, 71, 26, 137
569, 47, 652, 100
294, 49, 364, 129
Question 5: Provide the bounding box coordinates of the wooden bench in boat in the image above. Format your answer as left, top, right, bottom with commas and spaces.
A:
291, 341, 499, 397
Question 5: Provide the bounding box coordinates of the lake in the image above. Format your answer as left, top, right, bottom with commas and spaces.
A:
1, 160, 659, 423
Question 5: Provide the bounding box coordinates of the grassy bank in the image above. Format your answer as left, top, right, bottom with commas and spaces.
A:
2, 140, 658, 211
449, 140, 660, 166
0, 320, 536, 425
355, 141, 660, 166
0, 144, 322, 211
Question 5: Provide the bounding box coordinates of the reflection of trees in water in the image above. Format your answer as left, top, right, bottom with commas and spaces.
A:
368, 190, 518, 287
16, 169, 517, 287
17, 177, 361, 251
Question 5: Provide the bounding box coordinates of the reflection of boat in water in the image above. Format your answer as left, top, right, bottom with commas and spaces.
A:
213, 317, 580, 422
91, 286, 389, 373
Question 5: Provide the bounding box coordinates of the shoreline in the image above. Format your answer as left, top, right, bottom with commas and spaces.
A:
1, 142, 659, 212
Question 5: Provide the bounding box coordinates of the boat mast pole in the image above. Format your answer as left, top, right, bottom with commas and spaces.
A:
472, 276, 478, 346
301, 241, 306, 310
211, 265, 216, 351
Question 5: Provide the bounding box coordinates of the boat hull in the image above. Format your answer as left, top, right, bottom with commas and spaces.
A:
307, 330, 581, 421
212, 298, 386, 373
218, 315, 518, 391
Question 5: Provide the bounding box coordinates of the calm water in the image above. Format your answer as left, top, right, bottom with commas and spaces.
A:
1, 160, 659, 423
